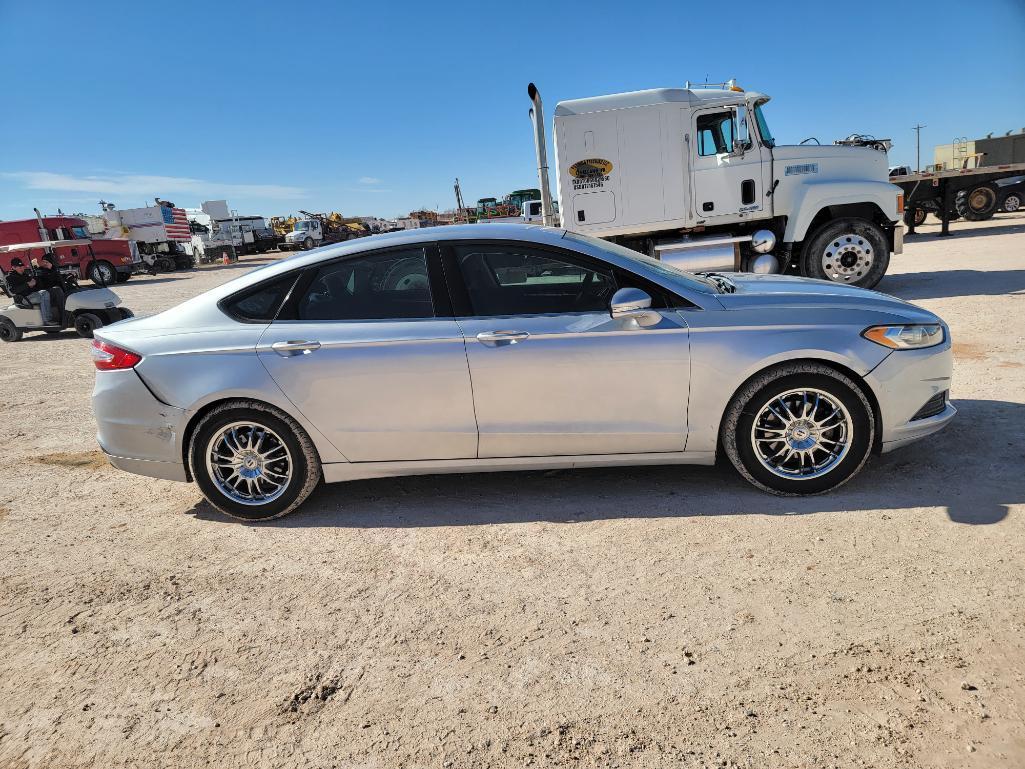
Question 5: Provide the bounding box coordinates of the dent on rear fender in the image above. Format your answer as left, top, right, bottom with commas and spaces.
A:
137, 350, 347, 465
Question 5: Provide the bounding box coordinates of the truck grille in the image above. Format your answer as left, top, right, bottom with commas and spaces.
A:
911, 390, 948, 421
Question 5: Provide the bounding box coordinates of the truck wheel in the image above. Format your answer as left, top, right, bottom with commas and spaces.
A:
903, 208, 927, 227
303, 237, 314, 250
800, 218, 889, 289
956, 184, 998, 221
87, 260, 117, 285
1002, 192, 1022, 213
0, 317, 23, 342
74, 313, 103, 339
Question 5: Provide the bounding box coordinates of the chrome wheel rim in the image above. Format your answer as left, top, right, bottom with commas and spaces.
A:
750, 388, 853, 480
821, 233, 874, 283
206, 421, 292, 505
1004, 194, 1021, 212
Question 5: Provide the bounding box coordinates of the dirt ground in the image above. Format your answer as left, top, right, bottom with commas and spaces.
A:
1, 215, 1024, 769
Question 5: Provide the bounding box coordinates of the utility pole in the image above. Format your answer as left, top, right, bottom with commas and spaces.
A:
912, 124, 927, 172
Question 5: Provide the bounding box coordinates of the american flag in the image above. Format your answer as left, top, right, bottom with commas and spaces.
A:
161, 206, 191, 241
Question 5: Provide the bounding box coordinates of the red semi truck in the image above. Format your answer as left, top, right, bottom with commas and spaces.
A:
0, 214, 139, 284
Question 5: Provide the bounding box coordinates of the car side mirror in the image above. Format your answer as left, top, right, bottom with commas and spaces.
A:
610, 287, 660, 327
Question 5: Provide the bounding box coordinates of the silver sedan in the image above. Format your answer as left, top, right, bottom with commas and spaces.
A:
91, 224, 955, 520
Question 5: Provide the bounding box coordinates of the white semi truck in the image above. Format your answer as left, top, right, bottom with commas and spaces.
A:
527, 82, 904, 288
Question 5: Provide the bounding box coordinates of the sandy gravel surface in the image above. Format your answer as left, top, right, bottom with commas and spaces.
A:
1, 216, 1023, 768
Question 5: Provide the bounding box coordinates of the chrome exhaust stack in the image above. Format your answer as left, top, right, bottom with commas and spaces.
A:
527, 83, 556, 228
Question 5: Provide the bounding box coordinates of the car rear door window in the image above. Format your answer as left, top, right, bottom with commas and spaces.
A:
452, 245, 617, 317
296, 248, 434, 321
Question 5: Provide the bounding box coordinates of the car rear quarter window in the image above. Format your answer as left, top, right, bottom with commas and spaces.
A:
296, 248, 434, 321
222, 273, 299, 322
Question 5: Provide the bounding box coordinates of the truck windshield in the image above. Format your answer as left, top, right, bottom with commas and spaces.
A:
296, 221, 312, 231
72, 226, 89, 238
754, 103, 774, 148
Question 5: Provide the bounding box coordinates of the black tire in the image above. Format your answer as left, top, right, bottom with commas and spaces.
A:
0, 317, 23, 342
800, 217, 890, 289
118, 308, 135, 320
956, 184, 999, 221
157, 257, 175, 272
188, 401, 321, 521
903, 208, 927, 227
721, 363, 875, 495
303, 237, 314, 250
87, 260, 117, 285
74, 313, 103, 339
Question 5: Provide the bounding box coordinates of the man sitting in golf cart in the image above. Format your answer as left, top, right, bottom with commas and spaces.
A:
35, 254, 67, 324
6, 257, 55, 323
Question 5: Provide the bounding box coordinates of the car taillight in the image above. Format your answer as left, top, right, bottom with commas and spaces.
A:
92, 339, 142, 370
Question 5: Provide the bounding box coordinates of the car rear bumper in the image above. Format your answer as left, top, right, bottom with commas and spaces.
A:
93, 369, 190, 482
102, 451, 189, 481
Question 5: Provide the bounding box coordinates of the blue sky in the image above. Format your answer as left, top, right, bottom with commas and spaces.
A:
2, 0, 1023, 221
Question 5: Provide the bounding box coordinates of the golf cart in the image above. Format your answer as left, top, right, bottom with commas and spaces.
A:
0, 240, 134, 342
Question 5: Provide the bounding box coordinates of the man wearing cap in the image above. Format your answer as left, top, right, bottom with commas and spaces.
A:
6, 258, 54, 323
36, 254, 67, 324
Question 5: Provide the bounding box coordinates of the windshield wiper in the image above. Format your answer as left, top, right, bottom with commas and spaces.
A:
695, 272, 737, 294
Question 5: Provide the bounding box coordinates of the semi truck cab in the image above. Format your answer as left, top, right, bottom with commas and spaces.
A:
546, 82, 903, 288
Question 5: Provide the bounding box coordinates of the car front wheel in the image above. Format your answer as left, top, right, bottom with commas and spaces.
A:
189, 401, 321, 520
721, 363, 875, 495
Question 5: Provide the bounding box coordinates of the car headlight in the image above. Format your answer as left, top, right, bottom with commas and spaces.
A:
862, 324, 945, 349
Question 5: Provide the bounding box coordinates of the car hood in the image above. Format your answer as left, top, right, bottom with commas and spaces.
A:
714, 273, 939, 322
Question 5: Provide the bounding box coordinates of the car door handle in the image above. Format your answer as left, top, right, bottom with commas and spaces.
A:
271, 340, 321, 356
476, 330, 529, 346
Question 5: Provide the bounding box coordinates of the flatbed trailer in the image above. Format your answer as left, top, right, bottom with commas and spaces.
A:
890, 162, 1025, 236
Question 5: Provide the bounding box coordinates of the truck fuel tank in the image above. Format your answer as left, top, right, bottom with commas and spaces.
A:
654, 230, 779, 274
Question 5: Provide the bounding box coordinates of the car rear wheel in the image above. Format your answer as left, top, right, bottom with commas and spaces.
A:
189, 401, 321, 521
801, 218, 890, 289
721, 363, 875, 495
1002, 192, 1022, 213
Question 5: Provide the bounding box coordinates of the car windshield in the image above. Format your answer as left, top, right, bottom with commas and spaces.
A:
562, 232, 719, 294
754, 102, 774, 147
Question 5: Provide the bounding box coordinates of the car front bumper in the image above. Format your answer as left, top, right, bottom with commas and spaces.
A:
93, 369, 190, 482
866, 334, 955, 453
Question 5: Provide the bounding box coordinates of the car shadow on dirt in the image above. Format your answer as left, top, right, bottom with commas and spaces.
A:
882, 268, 1025, 300
188, 398, 1023, 529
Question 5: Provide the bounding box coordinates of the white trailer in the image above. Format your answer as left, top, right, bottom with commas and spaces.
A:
528, 82, 905, 288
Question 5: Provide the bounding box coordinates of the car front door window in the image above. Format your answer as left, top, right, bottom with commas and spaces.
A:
453, 246, 617, 317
